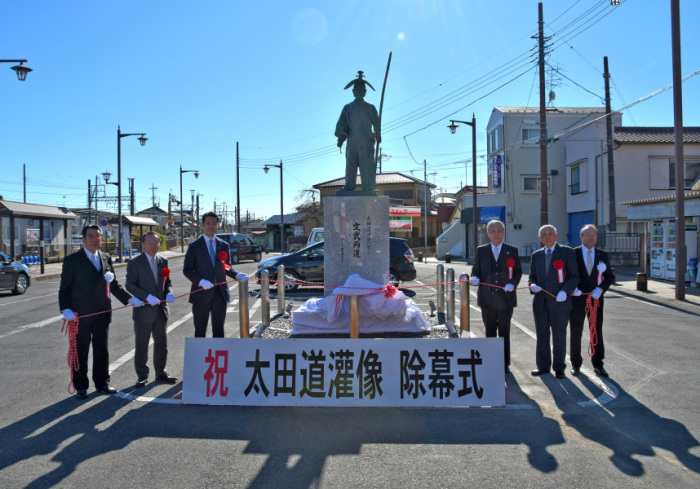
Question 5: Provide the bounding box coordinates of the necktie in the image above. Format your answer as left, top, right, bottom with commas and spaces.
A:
586, 249, 593, 275
545, 248, 552, 269
208, 239, 216, 266
494, 246, 500, 262
93, 252, 100, 271
151, 256, 159, 283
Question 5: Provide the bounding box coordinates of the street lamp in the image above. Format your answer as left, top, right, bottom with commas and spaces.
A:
180, 165, 199, 251
116, 126, 147, 262
448, 115, 478, 259
263, 160, 285, 254
0, 59, 32, 81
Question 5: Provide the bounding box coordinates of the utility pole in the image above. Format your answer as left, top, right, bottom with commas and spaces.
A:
671, 0, 685, 300
236, 142, 241, 233
423, 160, 428, 252
150, 183, 158, 210
23, 164, 26, 203
87, 179, 92, 224
537, 1, 549, 227
196, 193, 201, 237
604, 56, 616, 234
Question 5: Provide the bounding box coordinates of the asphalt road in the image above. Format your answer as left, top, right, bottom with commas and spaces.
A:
1, 257, 699, 488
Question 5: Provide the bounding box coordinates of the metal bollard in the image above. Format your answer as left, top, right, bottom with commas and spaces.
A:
460, 273, 470, 335
239, 278, 250, 338
446, 268, 455, 324
636, 272, 647, 292
277, 265, 285, 316
285, 301, 294, 318
253, 322, 267, 338
436, 264, 445, 314
445, 320, 459, 339
428, 300, 437, 317
261, 270, 270, 327
349, 295, 359, 338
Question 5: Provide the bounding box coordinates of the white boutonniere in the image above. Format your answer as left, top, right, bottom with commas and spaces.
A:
597, 262, 607, 272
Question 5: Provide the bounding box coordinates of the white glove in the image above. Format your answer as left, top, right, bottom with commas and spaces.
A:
530, 284, 542, 293
504, 283, 514, 292
129, 297, 144, 307
236, 273, 249, 282
469, 276, 479, 286
146, 294, 160, 306
199, 279, 214, 290
166, 293, 175, 303
572, 288, 582, 297
591, 287, 603, 300
104, 271, 114, 282
62, 309, 76, 321
556, 291, 567, 302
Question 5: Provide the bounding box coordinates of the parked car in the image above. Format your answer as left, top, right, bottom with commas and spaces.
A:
255, 237, 416, 291
216, 233, 263, 264
306, 228, 324, 247
0, 251, 31, 295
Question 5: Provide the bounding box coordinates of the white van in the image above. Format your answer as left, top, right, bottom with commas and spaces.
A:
306, 228, 324, 247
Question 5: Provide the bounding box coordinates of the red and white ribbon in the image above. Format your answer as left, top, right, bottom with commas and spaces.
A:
597, 262, 606, 286
553, 260, 565, 284
506, 258, 515, 280
104, 271, 114, 299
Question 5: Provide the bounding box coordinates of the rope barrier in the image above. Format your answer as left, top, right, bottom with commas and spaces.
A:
61, 317, 79, 394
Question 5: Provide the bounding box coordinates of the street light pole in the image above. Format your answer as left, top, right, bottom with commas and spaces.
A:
116, 126, 147, 262
180, 165, 199, 252
264, 160, 284, 254
448, 115, 478, 259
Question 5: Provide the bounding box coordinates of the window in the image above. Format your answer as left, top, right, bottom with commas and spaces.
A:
669, 159, 700, 189
488, 126, 502, 154
522, 128, 540, 146
522, 175, 552, 193
384, 189, 414, 201
570, 166, 581, 194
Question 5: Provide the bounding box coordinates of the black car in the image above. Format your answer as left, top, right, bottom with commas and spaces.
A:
216, 233, 263, 264
255, 237, 416, 291
0, 252, 31, 295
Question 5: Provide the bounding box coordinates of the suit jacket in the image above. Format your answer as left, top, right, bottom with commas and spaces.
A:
183, 236, 238, 304
572, 246, 614, 308
126, 252, 173, 322
58, 248, 131, 320
528, 243, 580, 313
471, 243, 522, 308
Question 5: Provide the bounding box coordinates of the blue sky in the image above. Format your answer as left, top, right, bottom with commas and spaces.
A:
1, 0, 698, 223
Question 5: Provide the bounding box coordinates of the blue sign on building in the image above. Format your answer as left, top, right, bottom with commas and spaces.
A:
492, 155, 502, 189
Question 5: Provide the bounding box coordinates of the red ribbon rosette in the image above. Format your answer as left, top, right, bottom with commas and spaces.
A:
553, 259, 565, 284
217, 251, 231, 270
160, 267, 170, 291
506, 257, 515, 280
383, 283, 398, 299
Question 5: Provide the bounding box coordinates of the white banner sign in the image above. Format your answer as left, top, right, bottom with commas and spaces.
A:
183, 338, 505, 407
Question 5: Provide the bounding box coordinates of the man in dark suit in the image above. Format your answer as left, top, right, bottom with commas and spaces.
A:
183, 212, 249, 338
528, 224, 579, 379
469, 220, 522, 374
59, 225, 137, 399
570, 224, 614, 377
126, 231, 178, 387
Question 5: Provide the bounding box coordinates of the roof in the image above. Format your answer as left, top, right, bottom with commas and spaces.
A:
314, 172, 436, 189
614, 126, 700, 144
437, 205, 456, 222
0, 200, 77, 219
493, 106, 610, 115
263, 213, 305, 225
620, 190, 700, 206
108, 215, 159, 226
136, 206, 168, 216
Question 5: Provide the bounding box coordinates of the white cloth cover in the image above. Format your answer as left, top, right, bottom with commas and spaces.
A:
291, 274, 431, 335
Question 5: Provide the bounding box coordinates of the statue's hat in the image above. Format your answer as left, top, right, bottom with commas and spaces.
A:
344, 70, 375, 91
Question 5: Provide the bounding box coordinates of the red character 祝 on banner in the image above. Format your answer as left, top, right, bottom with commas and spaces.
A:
204, 349, 229, 397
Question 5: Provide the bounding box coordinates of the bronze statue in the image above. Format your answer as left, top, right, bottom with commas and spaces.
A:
335, 71, 381, 193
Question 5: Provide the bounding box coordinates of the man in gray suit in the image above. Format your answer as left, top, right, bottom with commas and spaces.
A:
126, 232, 177, 387
528, 224, 579, 379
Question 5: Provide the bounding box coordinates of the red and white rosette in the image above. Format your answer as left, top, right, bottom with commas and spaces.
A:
217, 251, 231, 271
506, 257, 515, 279
553, 260, 565, 284
596, 262, 606, 286
160, 267, 170, 292
104, 271, 114, 299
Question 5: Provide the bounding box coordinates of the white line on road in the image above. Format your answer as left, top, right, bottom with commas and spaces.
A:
0, 292, 57, 307
0, 314, 63, 340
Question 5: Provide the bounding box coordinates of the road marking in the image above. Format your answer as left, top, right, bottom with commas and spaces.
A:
0, 314, 63, 340
0, 292, 57, 307
607, 292, 663, 308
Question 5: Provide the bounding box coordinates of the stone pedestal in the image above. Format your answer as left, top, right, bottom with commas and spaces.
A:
323, 196, 390, 296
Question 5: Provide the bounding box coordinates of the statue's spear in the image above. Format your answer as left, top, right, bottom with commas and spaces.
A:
374, 51, 392, 170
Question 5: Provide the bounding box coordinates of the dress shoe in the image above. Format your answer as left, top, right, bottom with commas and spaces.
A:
75, 389, 88, 400
505, 366, 511, 374
594, 367, 609, 378
155, 373, 177, 384
135, 376, 148, 387
98, 385, 117, 394
555, 372, 566, 379
570, 367, 580, 376
531, 369, 550, 376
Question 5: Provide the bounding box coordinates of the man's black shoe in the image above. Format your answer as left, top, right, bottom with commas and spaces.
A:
135, 376, 148, 387
155, 374, 178, 384
594, 367, 609, 378
570, 367, 580, 376
75, 389, 88, 400
531, 369, 550, 376
555, 372, 566, 379
98, 385, 117, 394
